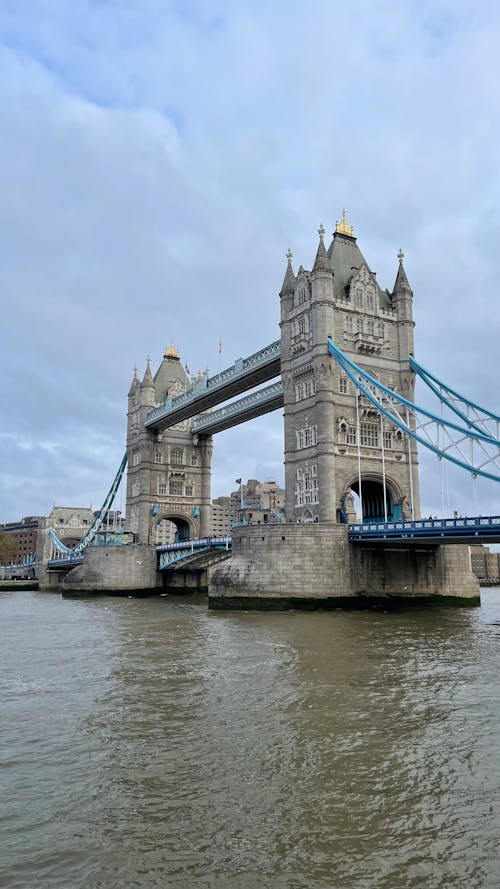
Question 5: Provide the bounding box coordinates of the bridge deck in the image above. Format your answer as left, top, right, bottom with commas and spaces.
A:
145, 341, 281, 431
349, 515, 500, 544
192, 382, 283, 435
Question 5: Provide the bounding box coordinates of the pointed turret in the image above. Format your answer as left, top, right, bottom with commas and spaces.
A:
140, 357, 156, 408
142, 357, 154, 387
312, 223, 331, 273
391, 249, 414, 357
128, 366, 139, 397
392, 248, 413, 298
311, 224, 334, 320
280, 248, 296, 296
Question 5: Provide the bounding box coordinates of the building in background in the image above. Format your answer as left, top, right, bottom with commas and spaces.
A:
222, 479, 286, 527
211, 497, 232, 535
46, 506, 96, 548
0, 516, 44, 564
470, 545, 500, 585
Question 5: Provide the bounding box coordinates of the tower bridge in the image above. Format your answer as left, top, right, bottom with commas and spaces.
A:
40, 212, 500, 606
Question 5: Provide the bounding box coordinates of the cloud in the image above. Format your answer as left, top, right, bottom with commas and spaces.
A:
1, 0, 500, 521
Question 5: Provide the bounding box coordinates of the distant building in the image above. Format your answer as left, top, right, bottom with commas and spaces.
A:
470, 545, 500, 585
46, 506, 96, 548
0, 516, 44, 564
211, 497, 232, 535
229, 479, 286, 526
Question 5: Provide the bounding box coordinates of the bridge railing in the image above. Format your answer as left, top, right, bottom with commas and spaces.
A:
157, 536, 232, 570
156, 536, 231, 553
349, 515, 500, 539
146, 340, 281, 427
192, 381, 284, 434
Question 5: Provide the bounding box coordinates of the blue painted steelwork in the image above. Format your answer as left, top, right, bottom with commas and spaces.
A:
48, 452, 128, 560
349, 514, 500, 543
157, 536, 231, 570
7, 553, 37, 569
410, 355, 500, 440
47, 556, 84, 570
192, 381, 284, 435
145, 340, 281, 429
328, 338, 500, 483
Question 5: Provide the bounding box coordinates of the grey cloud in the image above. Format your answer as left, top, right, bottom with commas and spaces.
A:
2, 1, 500, 520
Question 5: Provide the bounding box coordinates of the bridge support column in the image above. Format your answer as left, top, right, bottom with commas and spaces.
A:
209, 525, 480, 609
198, 436, 213, 538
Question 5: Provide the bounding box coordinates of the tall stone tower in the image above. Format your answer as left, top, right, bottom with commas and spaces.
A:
125, 343, 213, 544
280, 213, 420, 524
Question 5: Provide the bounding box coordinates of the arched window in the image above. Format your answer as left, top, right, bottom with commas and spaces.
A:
170, 448, 183, 466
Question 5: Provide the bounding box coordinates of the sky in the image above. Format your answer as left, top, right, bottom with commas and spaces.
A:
1, 0, 500, 523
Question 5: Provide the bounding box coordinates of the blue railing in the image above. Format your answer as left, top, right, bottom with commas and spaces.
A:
146, 340, 281, 428
157, 536, 231, 569
349, 515, 500, 542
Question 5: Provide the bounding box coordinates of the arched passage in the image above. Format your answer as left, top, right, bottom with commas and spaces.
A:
343, 476, 404, 523
153, 515, 192, 544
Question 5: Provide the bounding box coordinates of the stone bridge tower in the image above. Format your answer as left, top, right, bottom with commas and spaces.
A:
280, 213, 420, 524
125, 343, 213, 544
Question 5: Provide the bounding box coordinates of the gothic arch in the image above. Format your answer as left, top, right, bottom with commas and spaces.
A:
341, 472, 405, 523
150, 512, 194, 544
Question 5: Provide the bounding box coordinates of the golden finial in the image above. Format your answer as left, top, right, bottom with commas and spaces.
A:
164, 339, 180, 359
335, 209, 355, 238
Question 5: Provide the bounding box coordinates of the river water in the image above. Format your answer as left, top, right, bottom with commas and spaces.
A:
1, 589, 500, 889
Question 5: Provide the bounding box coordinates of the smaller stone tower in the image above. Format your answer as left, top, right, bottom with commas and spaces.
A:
126, 342, 213, 544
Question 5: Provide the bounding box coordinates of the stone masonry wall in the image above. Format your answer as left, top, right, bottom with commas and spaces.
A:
61, 544, 161, 593
209, 524, 480, 606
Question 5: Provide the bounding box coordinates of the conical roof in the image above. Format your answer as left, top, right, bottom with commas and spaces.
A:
312, 224, 331, 273
142, 357, 154, 387
280, 248, 295, 294
128, 366, 139, 396
392, 249, 413, 297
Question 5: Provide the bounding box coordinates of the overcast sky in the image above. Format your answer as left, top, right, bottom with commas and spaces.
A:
1, 0, 500, 523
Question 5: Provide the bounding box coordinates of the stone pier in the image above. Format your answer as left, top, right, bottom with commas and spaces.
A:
209, 524, 480, 609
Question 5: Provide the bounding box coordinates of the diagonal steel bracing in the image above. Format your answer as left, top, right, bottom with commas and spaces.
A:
328, 338, 500, 483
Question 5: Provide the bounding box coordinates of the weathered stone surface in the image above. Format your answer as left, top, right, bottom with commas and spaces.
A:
61, 544, 161, 593
209, 525, 480, 608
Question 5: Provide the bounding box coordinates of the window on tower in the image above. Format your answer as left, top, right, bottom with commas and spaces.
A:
170, 448, 184, 466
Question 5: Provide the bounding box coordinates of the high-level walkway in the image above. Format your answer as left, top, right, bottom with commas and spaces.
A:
145, 340, 281, 431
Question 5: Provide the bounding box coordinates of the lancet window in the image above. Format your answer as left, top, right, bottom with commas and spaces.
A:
170, 448, 184, 466
295, 465, 318, 506
296, 422, 317, 450
295, 377, 316, 402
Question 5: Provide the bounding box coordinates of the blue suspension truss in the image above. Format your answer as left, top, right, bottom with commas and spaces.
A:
327, 339, 500, 483
410, 355, 500, 440
48, 452, 128, 559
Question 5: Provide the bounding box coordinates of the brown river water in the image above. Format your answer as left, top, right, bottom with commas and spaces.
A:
1, 588, 500, 889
